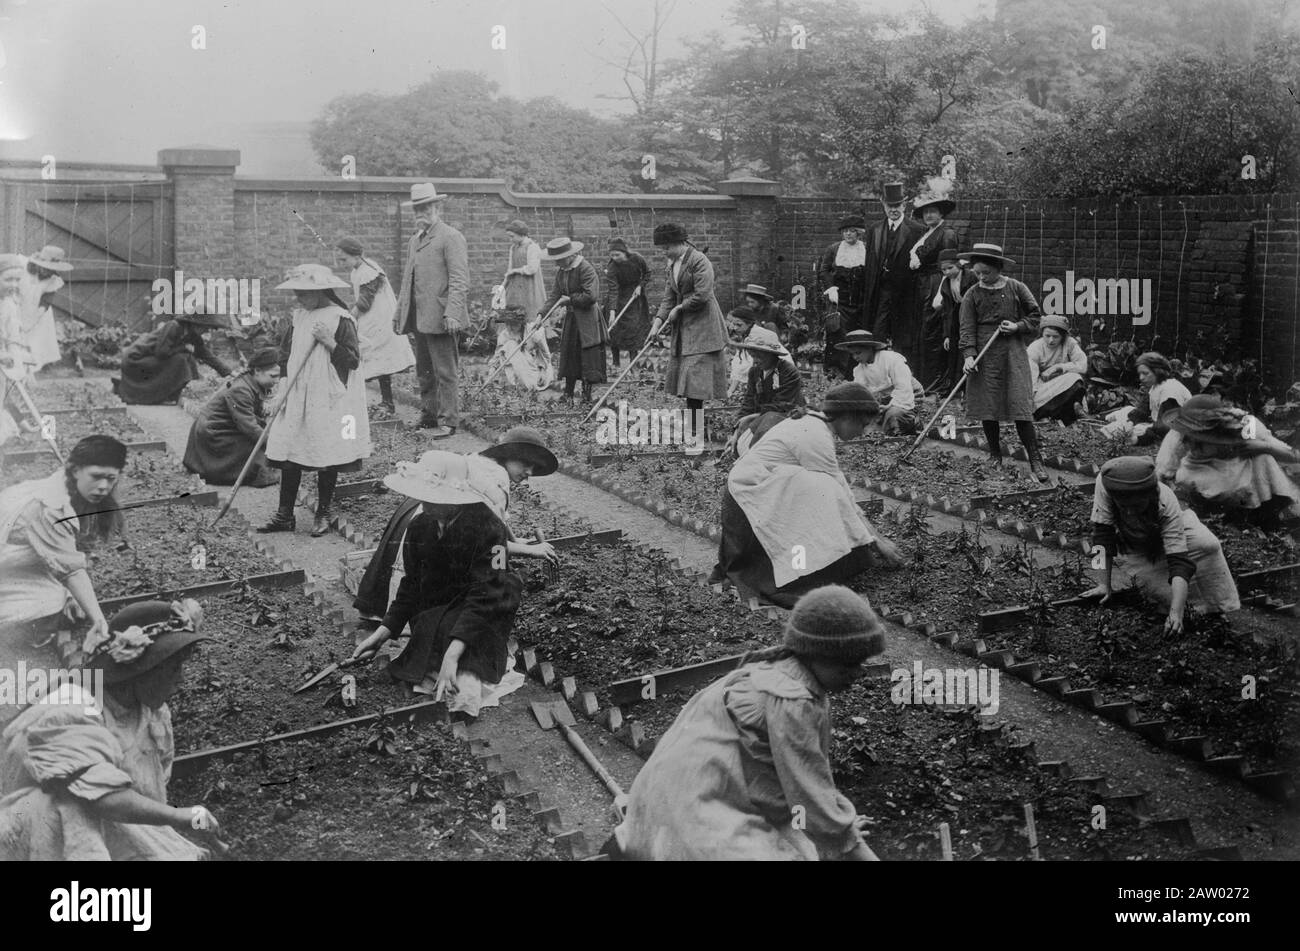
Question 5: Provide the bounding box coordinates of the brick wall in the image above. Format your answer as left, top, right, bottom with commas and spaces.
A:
772, 194, 1300, 387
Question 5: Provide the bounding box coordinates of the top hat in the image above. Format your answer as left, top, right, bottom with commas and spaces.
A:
402, 183, 449, 207
544, 237, 584, 260
740, 283, 773, 301
28, 246, 74, 272
880, 182, 907, 205
383, 451, 509, 521
480, 426, 559, 476
958, 243, 1016, 268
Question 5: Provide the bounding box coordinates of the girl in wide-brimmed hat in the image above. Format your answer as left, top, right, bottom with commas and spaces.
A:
1099, 351, 1193, 445
182, 347, 283, 487
349, 437, 560, 716
336, 237, 414, 416
611, 585, 884, 860
257, 264, 372, 537
734, 326, 805, 417
539, 237, 606, 403
1027, 315, 1089, 425
0, 599, 222, 860
835, 330, 921, 435
712, 382, 902, 607
22, 246, 73, 371
956, 243, 1048, 480
1155, 394, 1300, 528
1082, 456, 1240, 633
112, 303, 235, 405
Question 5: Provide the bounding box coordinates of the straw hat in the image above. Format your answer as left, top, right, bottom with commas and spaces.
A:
29, 246, 74, 272
275, 264, 350, 292
383, 451, 509, 521
544, 237, 584, 260
740, 283, 774, 301
731, 326, 788, 357
835, 330, 888, 352
479, 426, 558, 477
402, 183, 449, 207
1161, 395, 1250, 446
85, 600, 211, 685
959, 243, 1016, 268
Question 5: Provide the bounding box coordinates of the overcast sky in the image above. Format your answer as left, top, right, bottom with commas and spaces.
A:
0, 0, 990, 172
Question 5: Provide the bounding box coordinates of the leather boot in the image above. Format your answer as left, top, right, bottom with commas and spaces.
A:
310, 511, 332, 537
257, 508, 296, 533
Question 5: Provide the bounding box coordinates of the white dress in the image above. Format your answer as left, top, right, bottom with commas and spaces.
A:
22, 271, 63, 370
350, 259, 414, 379
1100, 378, 1192, 442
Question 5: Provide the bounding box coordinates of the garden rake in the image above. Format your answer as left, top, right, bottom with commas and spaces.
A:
604, 285, 642, 334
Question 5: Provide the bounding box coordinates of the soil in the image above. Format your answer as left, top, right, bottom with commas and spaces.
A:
5, 408, 149, 451
855, 442, 1045, 502
1036, 421, 1152, 468
167, 722, 560, 860
22, 376, 124, 409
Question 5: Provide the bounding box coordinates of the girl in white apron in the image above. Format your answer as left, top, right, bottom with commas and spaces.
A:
336, 238, 414, 415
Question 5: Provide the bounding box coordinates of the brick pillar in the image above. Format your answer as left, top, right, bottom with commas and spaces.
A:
158, 146, 240, 278
717, 176, 781, 292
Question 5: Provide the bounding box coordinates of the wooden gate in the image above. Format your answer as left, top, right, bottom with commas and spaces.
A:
1, 179, 173, 329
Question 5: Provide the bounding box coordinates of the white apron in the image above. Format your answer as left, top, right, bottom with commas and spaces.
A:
351, 260, 414, 379
489, 322, 554, 391
265, 306, 372, 469
21, 272, 63, 371
728, 413, 876, 588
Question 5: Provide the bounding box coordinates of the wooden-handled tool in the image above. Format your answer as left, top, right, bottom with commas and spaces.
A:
292, 655, 365, 694
530, 699, 628, 819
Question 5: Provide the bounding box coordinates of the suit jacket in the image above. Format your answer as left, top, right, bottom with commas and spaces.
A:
864, 217, 928, 313
657, 248, 728, 356
395, 220, 470, 335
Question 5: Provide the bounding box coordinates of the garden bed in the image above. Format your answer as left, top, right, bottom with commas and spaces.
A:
168, 722, 559, 860
4, 407, 151, 452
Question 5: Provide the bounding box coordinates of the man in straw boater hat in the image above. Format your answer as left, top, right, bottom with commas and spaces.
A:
834, 329, 921, 435
609, 584, 884, 860
649, 223, 729, 415
350, 431, 560, 716
864, 182, 926, 372
336, 236, 414, 417
112, 304, 234, 405
817, 213, 870, 380
0, 598, 223, 860
22, 245, 74, 371
539, 236, 606, 403
257, 263, 371, 537
182, 346, 282, 487
733, 325, 805, 418
909, 179, 960, 389
394, 183, 469, 438
711, 381, 902, 608
956, 241, 1048, 481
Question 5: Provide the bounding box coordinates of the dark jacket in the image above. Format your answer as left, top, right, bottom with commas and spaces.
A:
117, 321, 232, 404
740, 358, 806, 416
542, 258, 606, 349
182, 372, 276, 485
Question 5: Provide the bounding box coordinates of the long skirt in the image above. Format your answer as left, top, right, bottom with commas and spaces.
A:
1175, 454, 1300, 514
182, 417, 277, 487
714, 485, 878, 608
117, 351, 197, 404
558, 314, 606, 384
1033, 373, 1087, 423
1113, 509, 1240, 613
666, 352, 726, 401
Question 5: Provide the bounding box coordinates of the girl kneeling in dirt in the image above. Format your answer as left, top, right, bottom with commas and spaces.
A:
711, 382, 902, 609
182, 347, 282, 487
609, 585, 883, 860
0, 599, 222, 860
1083, 456, 1240, 635
1156, 394, 1300, 531
349, 436, 559, 715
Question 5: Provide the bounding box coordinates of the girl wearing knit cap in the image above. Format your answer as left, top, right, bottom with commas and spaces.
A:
610, 585, 883, 861
1083, 456, 1239, 634
1027, 315, 1089, 425
1156, 394, 1300, 530
1099, 351, 1192, 445
182, 347, 282, 487
0, 435, 127, 653
712, 382, 902, 608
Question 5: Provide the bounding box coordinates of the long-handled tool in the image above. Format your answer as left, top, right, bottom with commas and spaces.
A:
2, 369, 65, 464
531, 699, 628, 819
579, 316, 675, 426
605, 286, 642, 335
292, 654, 366, 694
472, 299, 565, 397
210, 340, 319, 527
893, 331, 1000, 469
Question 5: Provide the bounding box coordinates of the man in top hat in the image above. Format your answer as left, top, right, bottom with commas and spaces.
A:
863, 182, 927, 372
395, 183, 469, 438
909, 180, 960, 389
112, 305, 234, 405
818, 213, 871, 380
650, 223, 729, 414
734, 326, 805, 418
22, 245, 74, 371
836, 330, 920, 434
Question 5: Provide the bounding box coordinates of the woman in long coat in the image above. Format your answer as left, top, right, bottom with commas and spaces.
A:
182, 347, 281, 486
337, 237, 414, 415
0, 600, 221, 860
114, 311, 233, 405
604, 238, 650, 367
957, 243, 1046, 481
713, 383, 902, 608
909, 187, 960, 388
539, 238, 606, 403
818, 214, 871, 380
649, 223, 728, 412
258, 264, 371, 537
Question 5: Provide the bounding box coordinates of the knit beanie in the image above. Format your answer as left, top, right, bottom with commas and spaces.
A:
783, 586, 886, 664
1099, 456, 1158, 495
